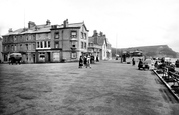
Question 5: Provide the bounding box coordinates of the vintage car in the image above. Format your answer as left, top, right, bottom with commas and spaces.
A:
138, 59, 150, 70
9, 53, 22, 65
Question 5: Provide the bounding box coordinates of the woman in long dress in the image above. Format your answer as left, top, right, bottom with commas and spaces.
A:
79, 56, 83, 68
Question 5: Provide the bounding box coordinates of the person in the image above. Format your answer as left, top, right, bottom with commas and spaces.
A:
154, 61, 158, 69
86, 55, 91, 68
83, 55, 87, 67
78, 56, 83, 68
138, 59, 143, 70
96, 55, 99, 62
132, 58, 135, 66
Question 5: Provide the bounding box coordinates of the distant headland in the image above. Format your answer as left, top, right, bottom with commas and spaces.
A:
112, 45, 179, 58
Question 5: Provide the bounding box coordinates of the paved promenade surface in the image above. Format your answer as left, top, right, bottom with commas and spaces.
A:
0, 60, 179, 115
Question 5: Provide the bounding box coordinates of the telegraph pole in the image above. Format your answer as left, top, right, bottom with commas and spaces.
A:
116, 34, 117, 55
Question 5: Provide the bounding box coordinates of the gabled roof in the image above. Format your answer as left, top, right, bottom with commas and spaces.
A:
31, 26, 50, 33
3, 24, 51, 36
88, 35, 107, 46
97, 36, 107, 46
0, 36, 2, 40
69, 22, 88, 32
58, 22, 89, 32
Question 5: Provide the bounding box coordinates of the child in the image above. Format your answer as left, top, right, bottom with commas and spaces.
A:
86, 55, 91, 68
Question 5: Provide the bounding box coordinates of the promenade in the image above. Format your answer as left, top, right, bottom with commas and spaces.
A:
0, 60, 179, 115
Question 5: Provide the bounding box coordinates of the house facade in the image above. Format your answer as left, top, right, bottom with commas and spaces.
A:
106, 39, 112, 60
88, 30, 112, 60
2, 19, 89, 63
50, 19, 89, 62
2, 28, 36, 63
0, 36, 3, 63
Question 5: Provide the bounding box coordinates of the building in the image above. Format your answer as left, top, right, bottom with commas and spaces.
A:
50, 19, 89, 62
2, 19, 89, 63
106, 39, 112, 60
32, 20, 51, 63
2, 28, 36, 63
0, 36, 3, 63
2, 20, 52, 63
88, 30, 112, 60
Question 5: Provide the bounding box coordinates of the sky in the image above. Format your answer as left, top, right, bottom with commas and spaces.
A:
0, 0, 179, 52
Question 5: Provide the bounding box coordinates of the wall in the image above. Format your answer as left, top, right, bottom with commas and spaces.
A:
0, 38, 3, 62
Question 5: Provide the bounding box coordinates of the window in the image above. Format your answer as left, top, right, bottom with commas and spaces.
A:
71, 42, 76, 48
84, 42, 86, 49
33, 44, 35, 49
55, 32, 59, 39
37, 42, 39, 48
44, 41, 47, 48
48, 41, 50, 47
81, 42, 83, 49
28, 35, 31, 40
26, 36, 28, 41
40, 41, 43, 48
33, 34, 36, 40
4, 46, 6, 51
26, 44, 28, 50
54, 41, 59, 48
71, 52, 77, 59
11, 45, 13, 51
81, 32, 83, 39
29, 44, 31, 50
14, 45, 17, 51
84, 33, 86, 39
71, 31, 77, 38
14, 36, 17, 41
20, 44, 22, 49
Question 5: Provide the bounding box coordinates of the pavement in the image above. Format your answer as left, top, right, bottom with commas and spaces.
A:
0, 60, 179, 115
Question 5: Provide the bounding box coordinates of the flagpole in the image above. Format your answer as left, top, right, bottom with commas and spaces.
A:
116, 34, 117, 55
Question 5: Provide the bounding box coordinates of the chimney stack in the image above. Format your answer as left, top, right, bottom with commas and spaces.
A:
8, 28, 13, 33
93, 30, 98, 37
28, 21, 36, 29
99, 31, 103, 36
63, 19, 68, 28
46, 19, 51, 25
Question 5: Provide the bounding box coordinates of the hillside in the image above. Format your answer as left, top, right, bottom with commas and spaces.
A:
112, 45, 178, 58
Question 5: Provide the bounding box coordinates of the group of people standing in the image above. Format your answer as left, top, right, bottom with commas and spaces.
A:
78, 55, 99, 68
79, 55, 91, 68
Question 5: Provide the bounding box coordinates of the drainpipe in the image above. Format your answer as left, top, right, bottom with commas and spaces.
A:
61, 30, 63, 61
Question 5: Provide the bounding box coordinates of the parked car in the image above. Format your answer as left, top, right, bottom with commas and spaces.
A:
9, 53, 22, 65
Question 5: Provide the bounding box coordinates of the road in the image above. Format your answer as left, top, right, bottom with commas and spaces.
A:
0, 60, 179, 115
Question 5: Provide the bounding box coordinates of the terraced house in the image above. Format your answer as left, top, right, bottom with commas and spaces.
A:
2, 28, 36, 63
2, 19, 89, 63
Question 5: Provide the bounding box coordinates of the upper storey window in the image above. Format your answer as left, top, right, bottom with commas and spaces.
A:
84, 33, 86, 39
71, 31, 77, 38
55, 32, 59, 39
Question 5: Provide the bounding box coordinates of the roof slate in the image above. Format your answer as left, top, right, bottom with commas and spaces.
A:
3, 20, 88, 36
